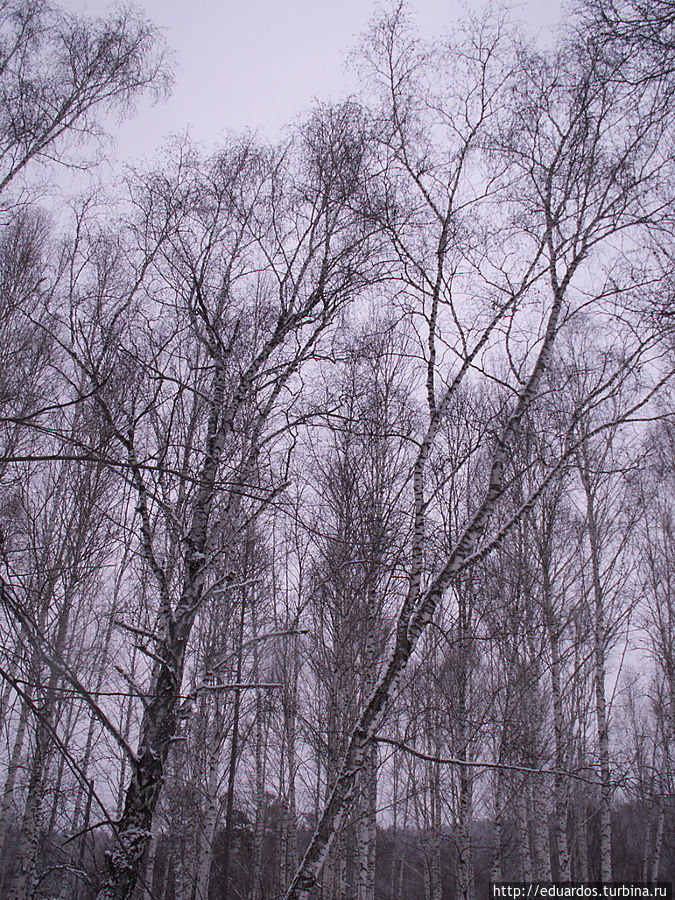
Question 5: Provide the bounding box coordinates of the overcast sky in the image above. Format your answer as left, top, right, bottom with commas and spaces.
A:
59, 0, 566, 164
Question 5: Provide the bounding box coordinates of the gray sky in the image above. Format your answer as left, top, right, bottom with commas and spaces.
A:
59, 0, 565, 164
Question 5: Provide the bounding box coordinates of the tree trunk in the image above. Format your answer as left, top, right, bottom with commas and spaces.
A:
530, 773, 551, 881
456, 599, 474, 900
6, 720, 49, 900
249, 685, 267, 900
457, 760, 474, 900
427, 758, 442, 900
8, 584, 76, 900
574, 784, 589, 881
650, 802, 664, 883
194, 749, 220, 900
552, 671, 570, 878
516, 786, 533, 882
222, 592, 246, 900
73, 607, 117, 832
391, 754, 409, 900
285, 711, 299, 892
95, 617, 192, 900
357, 617, 378, 900
580, 466, 612, 883
491, 769, 503, 884
0, 695, 30, 846
46, 697, 76, 839
140, 822, 159, 900
116, 645, 139, 820
74, 780, 95, 900
0, 657, 20, 742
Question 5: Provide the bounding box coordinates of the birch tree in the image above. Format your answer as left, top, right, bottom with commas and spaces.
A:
630, 421, 675, 881
284, 3, 675, 895
0, 0, 168, 201
301, 319, 412, 899
54, 105, 383, 899
0, 0, 674, 895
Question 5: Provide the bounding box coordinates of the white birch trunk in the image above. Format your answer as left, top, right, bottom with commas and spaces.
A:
285, 732, 298, 891
649, 802, 664, 883
72, 607, 117, 832
530, 774, 551, 881
357, 610, 378, 900
278, 796, 289, 896
575, 786, 589, 881
491, 769, 503, 884
140, 826, 159, 900
392, 755, 409, 900
581, 468, 612, 882
173, 844, 188, 900
0, 658, 20, 743
47, 697, 77, 839
543, 598, 571, 881
249, 685, 267, 900
7, 581, 76, 899
430, 787, 442, 900
194, 747, 220, 900
6, 724, 48, 900
516, 787, 533, 882
457, 763, 474, 900
552, 740, 570, 875
356, 742, 377, 900
0, 696, 29, 844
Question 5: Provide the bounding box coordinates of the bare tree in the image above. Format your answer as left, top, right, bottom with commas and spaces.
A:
47, 106, 383, 899
0, 0, 169, 200
300, 318, 413, 899
0, 1, 674, 896
283, 3, 674, 895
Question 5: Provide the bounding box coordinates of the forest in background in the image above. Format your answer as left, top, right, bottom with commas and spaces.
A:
0, 0, 674, 898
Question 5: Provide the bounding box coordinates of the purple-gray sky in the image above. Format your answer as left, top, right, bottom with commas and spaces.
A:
59, 0, 565, 164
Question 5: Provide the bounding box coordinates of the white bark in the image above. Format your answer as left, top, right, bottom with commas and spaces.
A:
649, 801, 665, 883
531, 773, 551, 881
6, 724, 48, 900
457, 763, 474, 900
574, 774, 590, 881
249, 683, 268, 900
194, 748, 220, 900
516, 787, 533, 882
549, 633, 571, 880
429, 760, 442, 900
0, 695, 30, 845
356, 742, 377, 900
140, 825, 159, 900
580, 462, 613, 882
491, 770, 503, 883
